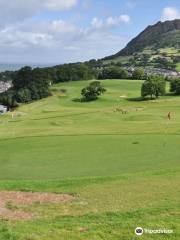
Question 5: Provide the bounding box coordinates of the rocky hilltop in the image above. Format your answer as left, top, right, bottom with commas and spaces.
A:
106, 19, 180, 59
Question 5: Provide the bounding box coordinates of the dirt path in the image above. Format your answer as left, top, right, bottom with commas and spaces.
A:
0, 191, 75, 220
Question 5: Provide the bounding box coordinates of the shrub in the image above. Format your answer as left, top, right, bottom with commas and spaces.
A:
81, 81, 106, 101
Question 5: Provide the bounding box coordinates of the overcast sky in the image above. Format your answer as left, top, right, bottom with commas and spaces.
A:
0, 0, 179, 64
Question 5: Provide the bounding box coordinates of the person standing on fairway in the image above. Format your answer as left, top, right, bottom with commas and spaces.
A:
167, 112, 171, 120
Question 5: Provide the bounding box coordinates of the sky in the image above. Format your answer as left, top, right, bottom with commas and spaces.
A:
0, 0, 179, 64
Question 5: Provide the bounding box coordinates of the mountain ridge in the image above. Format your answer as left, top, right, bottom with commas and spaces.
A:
105, 19, 180, 60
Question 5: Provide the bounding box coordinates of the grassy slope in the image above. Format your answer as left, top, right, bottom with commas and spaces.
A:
0, 80, 179, 239
104, 47, 180, 71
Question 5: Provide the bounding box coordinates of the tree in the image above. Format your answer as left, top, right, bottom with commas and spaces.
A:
170, 78, 180, 95
56, 63, 96, 82
12, 67, 51, 103
0, 90, 18, 109
173, 56, 180, 64
13, 66, 33, 90
154, 57, 176, 70
98, 66, 129, 79
140, 54, 150, 66
132, 68, 145, 79
15, 88, 32, 103
81, 81, 106, 101
0, 66, 52, 108
141, 75, 166, 99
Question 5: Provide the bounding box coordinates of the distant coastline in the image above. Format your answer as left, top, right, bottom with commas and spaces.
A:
0, 63, 55, 72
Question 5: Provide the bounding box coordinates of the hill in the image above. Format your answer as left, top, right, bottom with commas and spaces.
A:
104, 19, 180, 71
113, 19, 180, 56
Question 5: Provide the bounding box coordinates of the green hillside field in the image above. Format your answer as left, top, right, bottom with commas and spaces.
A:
0, 80, 179, 239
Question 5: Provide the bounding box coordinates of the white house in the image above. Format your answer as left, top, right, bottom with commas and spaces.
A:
0, 105, 7, 115
0, 81, 12, 93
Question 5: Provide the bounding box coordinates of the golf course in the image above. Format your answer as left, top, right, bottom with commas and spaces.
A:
0, 79, 179, 239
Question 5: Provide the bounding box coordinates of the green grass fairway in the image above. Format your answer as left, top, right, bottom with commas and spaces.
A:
0, 134, 180, 180
0, 80, 179, 239
176, 62, 180, 71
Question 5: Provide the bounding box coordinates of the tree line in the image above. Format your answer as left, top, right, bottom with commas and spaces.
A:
0, 61, 146, 84
0, 60, 180, 107
0, 67, 51, 108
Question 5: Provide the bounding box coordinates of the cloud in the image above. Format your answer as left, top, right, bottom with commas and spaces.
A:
51, 20, 76, 33
106, 15, 131, 27
0, 0, 131, 63
0, 16, 131, 63
161, 7, 180, 21
0, 26, 53, 49
60, 31, 129, 62
0, 0, 78, 26
91, 18, 103, 29
91, 15, 131, 29
44, 0, 78, 11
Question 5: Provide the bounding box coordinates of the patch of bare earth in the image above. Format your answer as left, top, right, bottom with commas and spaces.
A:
0, 191, 75, 220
